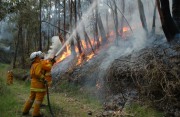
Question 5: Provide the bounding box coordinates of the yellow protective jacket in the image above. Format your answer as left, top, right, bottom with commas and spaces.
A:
30, 58, 52, 92
41, 59, 53, 86
7, 71, 13, 85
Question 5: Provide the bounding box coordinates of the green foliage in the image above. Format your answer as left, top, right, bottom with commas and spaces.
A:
0, 85, 21, 117
0, 63, 21, 117
0, 63, 102, 116
56, 80, 81, 94
54, 80, 98, 102
13, 67, 29, 75
126, 102, 164, 117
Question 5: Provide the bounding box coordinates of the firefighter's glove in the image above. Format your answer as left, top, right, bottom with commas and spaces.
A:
50, 57, 56, 65
43, 79, 48, 84
39, 75, 47, 84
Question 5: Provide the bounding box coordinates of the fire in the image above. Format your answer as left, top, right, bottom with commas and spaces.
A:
81, 40, 87, 49
76, 53, 84, 66
96, 81, 101, 89
123, 27, 129, 32
76, 56, 83, 66
55, 26, 131, 66
56, 45, 71, 63
86, 53, 95, 62
109, 31, 115, 36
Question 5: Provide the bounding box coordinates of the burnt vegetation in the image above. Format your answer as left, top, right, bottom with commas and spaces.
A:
0, 0, 180, 116
105, 40, 180, 115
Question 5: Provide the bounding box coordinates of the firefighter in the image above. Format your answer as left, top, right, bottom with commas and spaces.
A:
41, 59, 53, 87
37, 51, 53, 87
7, 70, 13, 85
22, 51, 54, 117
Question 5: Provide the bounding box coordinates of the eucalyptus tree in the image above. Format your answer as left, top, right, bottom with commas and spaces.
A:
172, 0, 180, 30
106, 0, 119, 44
156, 0, 179, 41
74, 0, 83, 55
69, 0, 76, 56
137, 0, 148, 34
119, 0, 125, 36
151, 2, 157, 34
3, 0, 42, 68
80, 0, 95, 52
94, 0, 100, 48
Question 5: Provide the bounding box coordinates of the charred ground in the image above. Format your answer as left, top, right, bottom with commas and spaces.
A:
51, 35, 180, 117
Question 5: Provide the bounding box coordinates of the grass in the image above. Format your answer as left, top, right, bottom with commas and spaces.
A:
126, 102, 164, 117
0, 63, 31, 117
0, 63, 103, 117
47, 80, 103, 117
0, 63, 164, 117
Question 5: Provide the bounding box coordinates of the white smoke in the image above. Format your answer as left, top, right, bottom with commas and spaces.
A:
45, 36, 62, 59
51, 0, 98, 57
100, 0, 162, 70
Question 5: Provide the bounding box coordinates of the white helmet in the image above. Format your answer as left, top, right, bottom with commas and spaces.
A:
36, 51, 44, 59
30, 51, 44, 61
30, 52, 38, 61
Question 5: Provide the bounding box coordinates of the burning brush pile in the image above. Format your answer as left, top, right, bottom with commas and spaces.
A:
105, 38, 180, 116
49, 31, 179, 116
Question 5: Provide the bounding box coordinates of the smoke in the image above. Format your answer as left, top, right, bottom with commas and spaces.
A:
49, 0, 98, 57
45, 36, 62, 59
99, 0, 162, 70
0, 43, 10, 51
51, 0, 163, 75
0, 20, 13, 40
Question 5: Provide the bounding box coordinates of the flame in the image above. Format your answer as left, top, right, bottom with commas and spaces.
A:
81, 39, 88, 49
109, 31, 115, 36
96, 81, 101, 89
55, 26, 131, 66
76, 55, 83, 66
56, 45, 71, 63
86, 52, 95, 62
123, 27, 129, 32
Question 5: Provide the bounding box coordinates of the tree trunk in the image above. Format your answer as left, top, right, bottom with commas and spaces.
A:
19, 25, 25, 68
13, 34, 20, 69
156, 0, 179, 41
47, 0, 51, 51
64, 0, 66, 40
172, 0, 180, 30
39, 0, 42, 51
94, 0, 100, 48
137, 0, 148, 34
78, 0, 88, 49
113, 0, 119, 43
151, 3, 157, 34
119, 0, 125, 36
69, 0, 76, 56
75, 0, 82, 55
97, 14, 107, 44
84, 29, 94, 53
106, 10, 109, 38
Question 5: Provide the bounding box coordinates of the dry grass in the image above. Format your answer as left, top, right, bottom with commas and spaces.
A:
105, 43, 180, 115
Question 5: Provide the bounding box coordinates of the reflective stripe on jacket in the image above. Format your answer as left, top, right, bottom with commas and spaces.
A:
30, 58, 52, 92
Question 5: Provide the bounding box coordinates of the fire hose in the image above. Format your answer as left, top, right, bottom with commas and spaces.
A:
45, 81, 55, 117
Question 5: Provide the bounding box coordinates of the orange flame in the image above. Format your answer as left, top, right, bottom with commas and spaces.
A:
76, 56, 83, 66
55, 26, 131, 66
96, 81, 101, 89
56, 45, 71, 63
123, 27, 129, 32
86, 53, 95, 62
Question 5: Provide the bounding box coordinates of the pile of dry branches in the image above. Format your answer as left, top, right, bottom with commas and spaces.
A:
105, 42, 180, 115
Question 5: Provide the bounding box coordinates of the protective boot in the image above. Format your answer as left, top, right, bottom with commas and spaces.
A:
22, 99, 34, 115
32, 100, 43, 117
33, 113, 44, 117
32, 92, 44, 117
